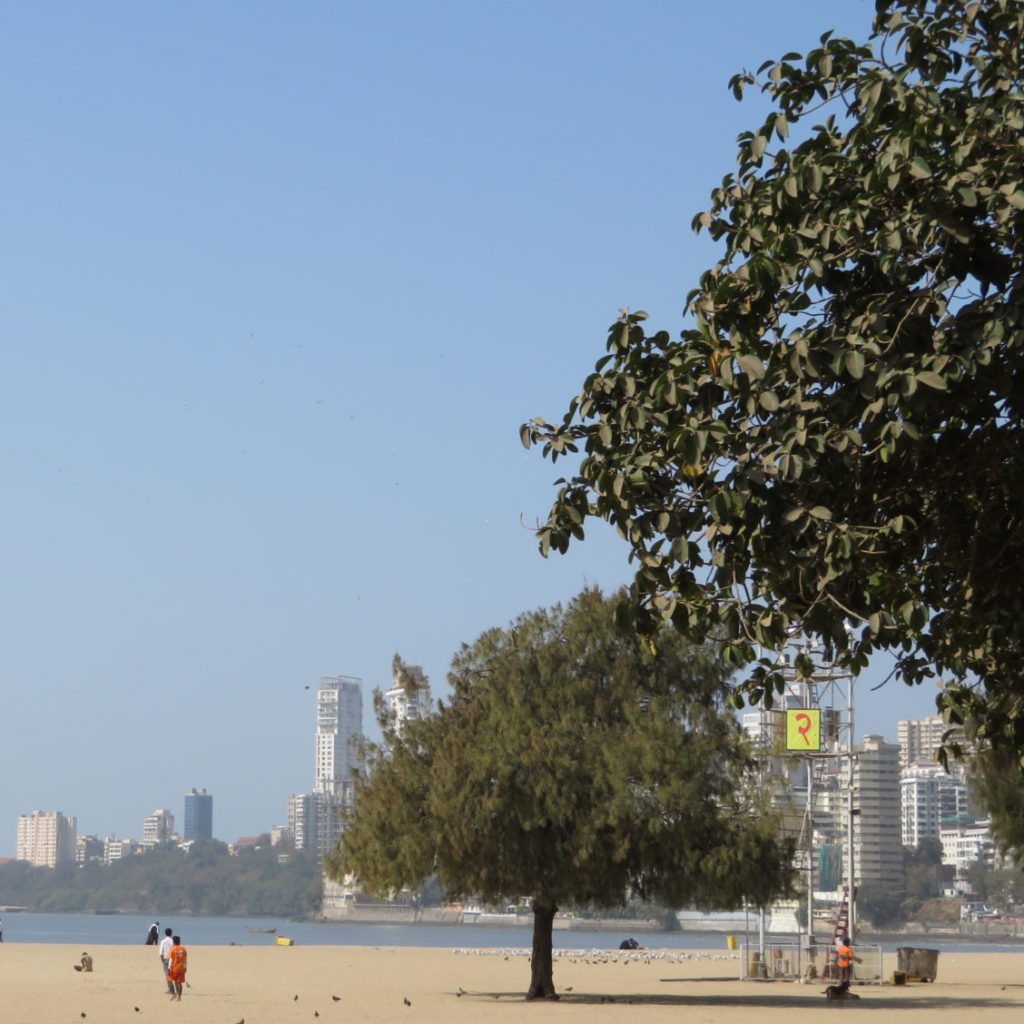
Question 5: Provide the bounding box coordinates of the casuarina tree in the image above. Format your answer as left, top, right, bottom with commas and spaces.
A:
327, 588, 794, 999
522, 1, 1024, 796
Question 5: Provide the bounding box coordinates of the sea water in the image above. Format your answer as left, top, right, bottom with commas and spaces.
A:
0, 911, 1018, 955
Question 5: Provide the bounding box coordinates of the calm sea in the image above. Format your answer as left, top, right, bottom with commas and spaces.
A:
0, 912, 1018, 955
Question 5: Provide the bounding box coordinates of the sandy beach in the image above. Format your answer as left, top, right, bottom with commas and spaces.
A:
1, 943, 1023, 1024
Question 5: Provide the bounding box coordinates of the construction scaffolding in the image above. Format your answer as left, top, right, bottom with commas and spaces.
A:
744, 633, 858, 976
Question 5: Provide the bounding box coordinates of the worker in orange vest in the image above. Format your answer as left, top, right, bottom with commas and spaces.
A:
836, 934, 862, 983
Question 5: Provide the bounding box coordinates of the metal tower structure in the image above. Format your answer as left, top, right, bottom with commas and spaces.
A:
775, 634, 857, 945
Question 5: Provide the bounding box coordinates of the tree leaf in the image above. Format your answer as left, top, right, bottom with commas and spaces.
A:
844, 350, 866, 379
909, 156, 932, 179
916, 371, 948, 390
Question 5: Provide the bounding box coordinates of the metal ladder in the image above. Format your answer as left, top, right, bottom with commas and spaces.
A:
825, 886, 857, 979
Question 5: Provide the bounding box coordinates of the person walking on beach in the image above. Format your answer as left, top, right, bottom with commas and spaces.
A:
836, 934, 862, 983
145, 921, 159, 945
167, 936, 187, 1001
158, 927, 175, 993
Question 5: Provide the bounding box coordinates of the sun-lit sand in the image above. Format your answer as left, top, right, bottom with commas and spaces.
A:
1, 942, 1023, 1024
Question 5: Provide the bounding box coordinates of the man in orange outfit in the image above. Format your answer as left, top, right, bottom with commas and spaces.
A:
166, 935, 188, 1001
836, 934, 862, 983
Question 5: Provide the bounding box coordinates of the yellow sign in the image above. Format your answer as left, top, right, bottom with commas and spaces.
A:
786, 708, 821, 751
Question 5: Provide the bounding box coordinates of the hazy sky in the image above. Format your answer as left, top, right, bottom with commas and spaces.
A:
0, 0, 937, 856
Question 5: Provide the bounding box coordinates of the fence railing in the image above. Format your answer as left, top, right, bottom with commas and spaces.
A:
740, 941, 884, 984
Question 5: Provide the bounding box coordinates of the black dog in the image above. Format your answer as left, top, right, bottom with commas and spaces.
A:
823, 980, 860, 1004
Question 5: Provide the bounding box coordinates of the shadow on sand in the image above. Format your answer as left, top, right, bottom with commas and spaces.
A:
454, 988, 1021, 1010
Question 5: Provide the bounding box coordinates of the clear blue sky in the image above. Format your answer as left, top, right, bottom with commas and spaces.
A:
0, 0, 937, 855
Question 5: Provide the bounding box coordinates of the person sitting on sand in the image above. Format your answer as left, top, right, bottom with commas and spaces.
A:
73, 952, 93, 972
167, 936, 187, 1001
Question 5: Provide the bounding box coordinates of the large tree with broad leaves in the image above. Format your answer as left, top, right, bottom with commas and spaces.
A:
523, 1, 1024, 787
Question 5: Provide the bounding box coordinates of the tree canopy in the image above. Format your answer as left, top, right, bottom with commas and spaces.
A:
523, 1, 1024, 770
328, 589, 794, 999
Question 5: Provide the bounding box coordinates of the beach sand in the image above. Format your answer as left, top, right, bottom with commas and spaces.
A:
1, 943, 1023, 1024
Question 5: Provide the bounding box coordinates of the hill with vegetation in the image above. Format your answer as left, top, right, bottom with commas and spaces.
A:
0, 841, 323, 918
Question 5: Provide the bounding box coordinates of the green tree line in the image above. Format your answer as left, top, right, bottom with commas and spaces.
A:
0, 841, 323, 917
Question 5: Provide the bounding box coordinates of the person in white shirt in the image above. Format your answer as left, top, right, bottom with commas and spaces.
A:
158, 927, 175, 993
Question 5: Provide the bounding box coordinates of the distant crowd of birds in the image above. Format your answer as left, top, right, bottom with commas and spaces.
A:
452, 947, 739, 964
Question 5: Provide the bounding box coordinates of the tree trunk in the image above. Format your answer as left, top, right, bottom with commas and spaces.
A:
526, 899, 559, 1000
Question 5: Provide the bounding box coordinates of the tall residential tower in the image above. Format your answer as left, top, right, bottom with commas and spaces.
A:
289, 674, 364, 856
17, 810, 77, 867
183, 788, 213, 841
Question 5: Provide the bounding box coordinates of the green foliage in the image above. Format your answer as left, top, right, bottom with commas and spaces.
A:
329, 588, 795, 997
970, 746, 1024, 861
0, 844, 322, 917
858, 882, 909, 929
903, 839, 944, 901
524, 1, 1024, 779
963, 860, 1024, 905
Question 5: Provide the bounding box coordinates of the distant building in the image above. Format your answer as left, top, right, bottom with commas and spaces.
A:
315, 676, 363, 805
901, 764, 969, 848
270, 825, 292, 848
852, 735, 902, 887
183, 788, 213, 841
287, 792, 317, 853
75, 834, 105, 864
288, 674, 364, 859
142, 809, 176, 845
288, 789, 347, 857
898, 712, 968, 768
941, 818, 995, 879
385, 660, 432, 735
17, 811, 77, 867
104, 837, 142, 863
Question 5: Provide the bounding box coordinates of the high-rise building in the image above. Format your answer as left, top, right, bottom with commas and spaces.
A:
314, 675, 363, 805
897, 712, 970, 769
287, 791, 319, 853
901, 764, 969, 848
183, 788, 213, 841
852, 735, 903, 886
289, 675, 364, 857
17, 811, 77, 867
143, 809, 176, 845
385, 660, 432, 735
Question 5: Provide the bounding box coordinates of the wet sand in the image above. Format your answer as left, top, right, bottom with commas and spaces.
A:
1, 943, 1023, 1024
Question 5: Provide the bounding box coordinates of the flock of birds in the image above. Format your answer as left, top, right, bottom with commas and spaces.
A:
452, 947, 739, 964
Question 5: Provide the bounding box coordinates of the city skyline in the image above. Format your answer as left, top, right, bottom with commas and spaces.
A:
10, 674, 941, 859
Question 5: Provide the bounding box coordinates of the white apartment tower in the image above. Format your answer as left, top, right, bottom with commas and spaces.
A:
314, 675, 364, 804
290, 674, 364, 857
17, 810, 77, 867
385, 658, 432, 735
898, 713, 949, 768
901, 764, 968, 848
